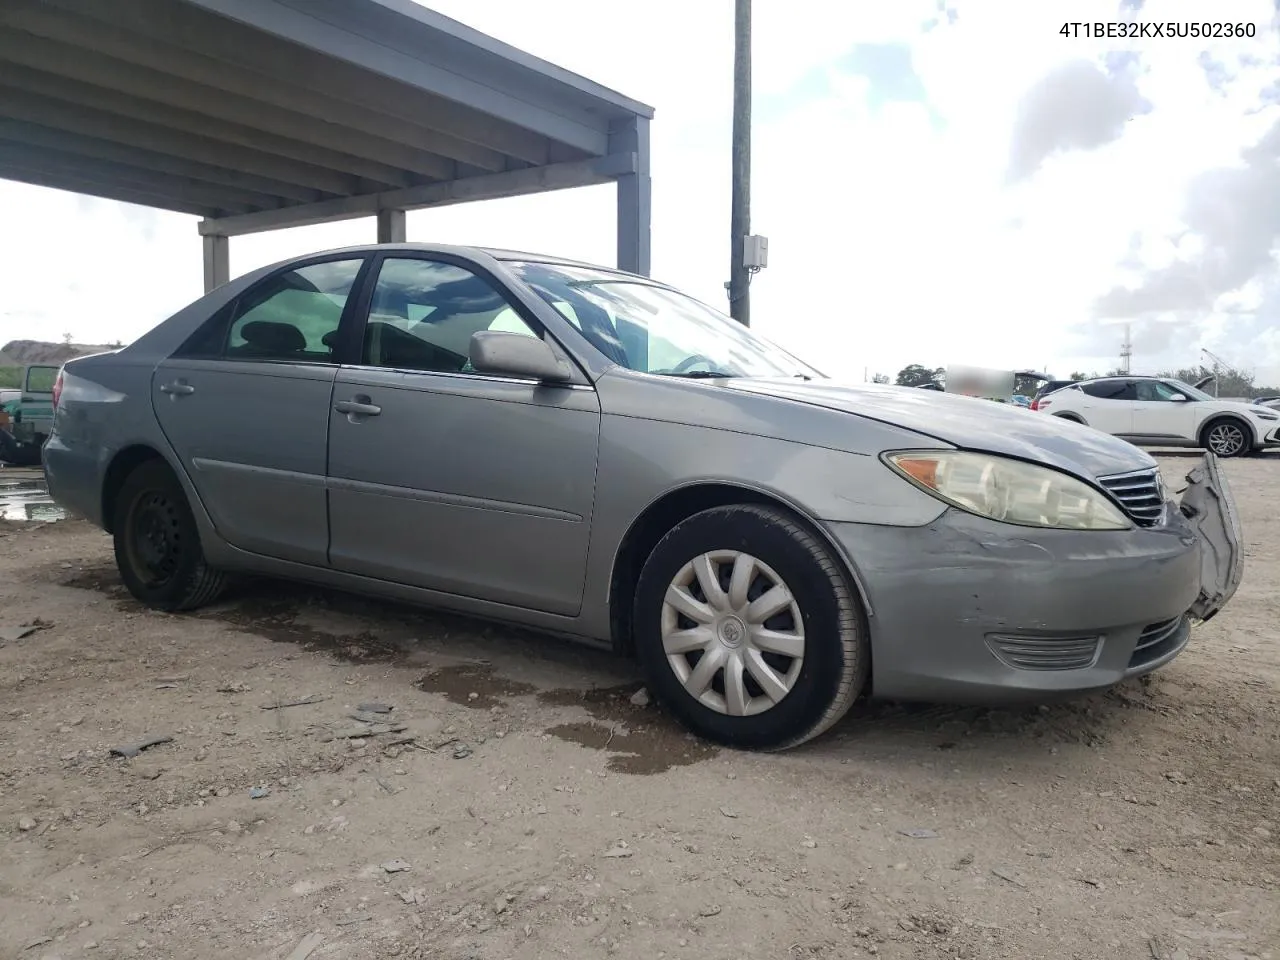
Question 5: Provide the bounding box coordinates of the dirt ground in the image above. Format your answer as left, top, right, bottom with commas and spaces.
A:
1, 457, 1277, 960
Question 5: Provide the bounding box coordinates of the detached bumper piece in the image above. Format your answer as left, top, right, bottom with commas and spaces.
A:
1180, 452, 1244, 622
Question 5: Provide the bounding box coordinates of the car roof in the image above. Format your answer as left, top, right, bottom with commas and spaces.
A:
1077, 374, 1170, 383
278, 242, 662, 285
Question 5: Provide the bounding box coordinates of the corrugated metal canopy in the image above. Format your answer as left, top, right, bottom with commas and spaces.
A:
0, 0, 653, 274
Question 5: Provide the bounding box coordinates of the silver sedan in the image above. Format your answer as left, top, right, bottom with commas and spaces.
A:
43, 244, 1243, 749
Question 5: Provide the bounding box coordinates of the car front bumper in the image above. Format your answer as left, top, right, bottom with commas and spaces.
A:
826, 455, 1240, 704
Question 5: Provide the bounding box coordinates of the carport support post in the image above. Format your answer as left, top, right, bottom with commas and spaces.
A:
611, 116, 651, 276
377, 208, 406, 243
202, 232, 229, 294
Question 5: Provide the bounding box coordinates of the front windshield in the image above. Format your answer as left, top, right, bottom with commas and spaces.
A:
1169, 379, 1214, 401
508, 261, 823, 379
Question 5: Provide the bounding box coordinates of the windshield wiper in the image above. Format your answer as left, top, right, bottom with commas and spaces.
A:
658, 369, 738, 379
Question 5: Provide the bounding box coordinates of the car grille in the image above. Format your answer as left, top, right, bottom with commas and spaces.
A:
1128, 615, 1187, 668
985, 634, 1101, 671
1097, 468, 1164, 526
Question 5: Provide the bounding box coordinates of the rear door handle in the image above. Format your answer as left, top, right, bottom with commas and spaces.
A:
160, 381, 194, 396
334, 397, 382, 417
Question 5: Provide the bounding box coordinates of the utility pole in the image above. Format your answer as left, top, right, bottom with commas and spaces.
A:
728, 0, 752, 326
1120, 324, 1132, 374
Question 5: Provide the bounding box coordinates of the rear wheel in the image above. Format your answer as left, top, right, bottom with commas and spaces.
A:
113, 460, 227, 611
1201, 418, 1249, 458
633, 504, 868, 750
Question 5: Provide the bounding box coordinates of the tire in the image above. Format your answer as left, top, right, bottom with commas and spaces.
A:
632, 504, 868, 750
112, 459, 228, 611
1200, 417, 1250, 458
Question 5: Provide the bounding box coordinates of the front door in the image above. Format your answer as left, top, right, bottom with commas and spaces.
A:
326, 255, 602, 616
1130, 379, 1197, 442
151, 256, 366, 566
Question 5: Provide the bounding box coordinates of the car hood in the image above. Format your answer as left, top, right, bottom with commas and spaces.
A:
727, 379, 1156, 479
1210, 399, 1270, 416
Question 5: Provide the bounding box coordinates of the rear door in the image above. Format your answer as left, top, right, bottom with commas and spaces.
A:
326, 253, 602, 616
1076, 379, 1136, 435
150, 256, 367, 566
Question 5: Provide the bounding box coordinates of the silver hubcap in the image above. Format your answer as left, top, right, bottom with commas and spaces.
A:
1208, 423, 1245, 456
660, 550, 805, 717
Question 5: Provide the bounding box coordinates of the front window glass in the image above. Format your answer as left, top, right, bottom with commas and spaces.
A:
361, 258, 538, 375
509, 261, 822, 379
1168, 379, 1212, 401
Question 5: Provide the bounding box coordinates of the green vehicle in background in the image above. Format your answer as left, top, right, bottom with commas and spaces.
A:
3, 364, 60, 465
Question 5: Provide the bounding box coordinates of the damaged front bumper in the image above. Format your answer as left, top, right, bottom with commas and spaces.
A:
1179, 452, 1244, 622
823, 452, 1243, 704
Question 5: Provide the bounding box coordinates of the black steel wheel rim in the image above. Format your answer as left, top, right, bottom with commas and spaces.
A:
128, 491, 183, 588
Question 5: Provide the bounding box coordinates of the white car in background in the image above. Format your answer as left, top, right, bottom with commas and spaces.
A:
1035, 375, 1280, 458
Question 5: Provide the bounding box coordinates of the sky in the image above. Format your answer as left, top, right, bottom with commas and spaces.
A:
2, 0, 1279, 384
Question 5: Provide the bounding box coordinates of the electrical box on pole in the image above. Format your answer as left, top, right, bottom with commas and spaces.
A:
743, 234, 768, 270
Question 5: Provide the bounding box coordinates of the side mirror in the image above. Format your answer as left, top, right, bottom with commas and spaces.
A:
469, 331, 572, 383
1170, 394, 1187, 402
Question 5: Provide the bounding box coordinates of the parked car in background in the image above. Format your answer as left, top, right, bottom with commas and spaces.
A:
1030, 379, 1076, 409
1, 365, 60, 465
1034, 375, 1280, 457
42, 244, 1243, 749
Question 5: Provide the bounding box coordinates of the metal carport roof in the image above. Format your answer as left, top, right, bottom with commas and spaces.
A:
0, 0, 653, 290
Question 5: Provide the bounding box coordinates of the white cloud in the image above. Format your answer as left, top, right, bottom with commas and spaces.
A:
2, 0, 1280, 387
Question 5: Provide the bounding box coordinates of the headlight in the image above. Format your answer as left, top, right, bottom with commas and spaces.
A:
882, 450, 1133, 530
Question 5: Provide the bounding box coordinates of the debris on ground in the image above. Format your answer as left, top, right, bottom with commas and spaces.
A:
357, 702, 393, 714
109, 735, 174, 758
0, 624, 39, 643
991, 868, 1027, 888
249, 786, 270, 799
629, 687, 651, 707
329, 723, 408, 740
900, 828, 940, 839
260, 694, 328, 710
284, 932, 324, 960
382, 859, 411, 873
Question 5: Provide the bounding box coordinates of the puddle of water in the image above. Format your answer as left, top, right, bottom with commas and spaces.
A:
0, 475, 64, 522
538, 684, 718, 775
414, 664, 717, 774
415, 664, 537, 708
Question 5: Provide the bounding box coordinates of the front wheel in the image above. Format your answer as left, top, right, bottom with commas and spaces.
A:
633, 504, 868, 750
1201, 418, 1250, 458
113, 459, 228, 611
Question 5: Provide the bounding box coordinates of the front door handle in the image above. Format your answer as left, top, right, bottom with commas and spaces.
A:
160, 381, 195, 396
334, 397, 382, 417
